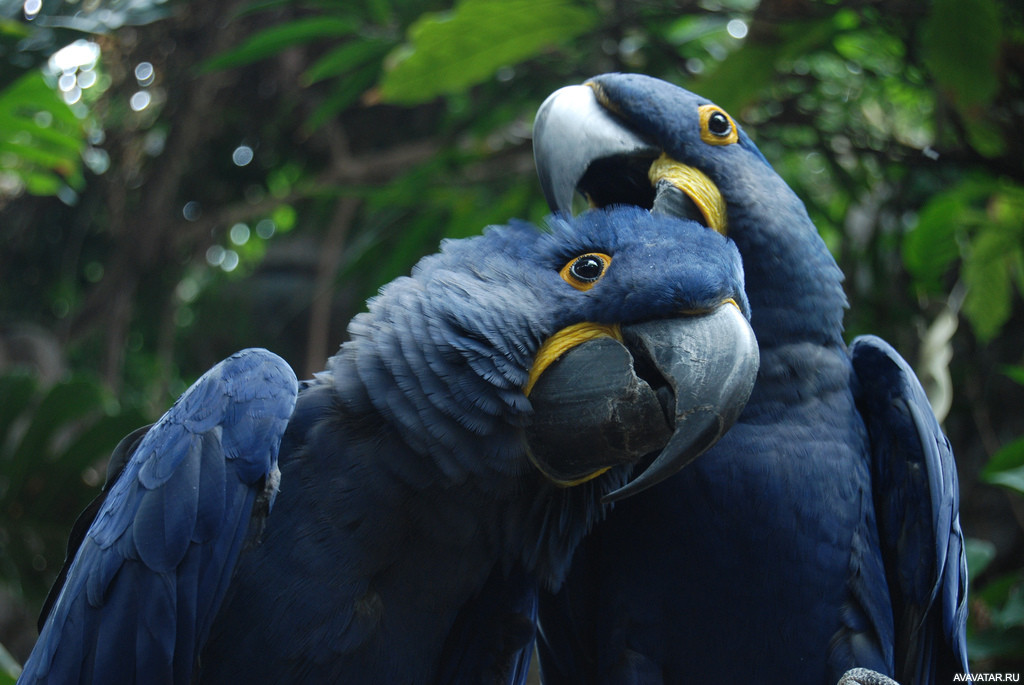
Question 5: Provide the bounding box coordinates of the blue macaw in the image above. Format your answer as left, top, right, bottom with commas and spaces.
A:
531, 74, 969, 685
19, 207, 759, 684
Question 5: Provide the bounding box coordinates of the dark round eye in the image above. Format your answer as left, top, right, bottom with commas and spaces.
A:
560, 252, 612, 291
698, 104, 738, 145
707, 111, 732, 137
571, 255, 605, 281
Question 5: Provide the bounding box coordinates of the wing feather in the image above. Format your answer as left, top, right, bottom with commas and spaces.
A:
18, 348, 297, 685
850, 335, 969, 684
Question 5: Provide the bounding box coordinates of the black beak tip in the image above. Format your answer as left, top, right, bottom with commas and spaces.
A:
600, 306, 758, 503
600, 408, 723, 503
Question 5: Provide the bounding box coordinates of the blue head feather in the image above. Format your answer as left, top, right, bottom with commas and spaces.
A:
587, 73, 846, 349
330, 206, 748, 489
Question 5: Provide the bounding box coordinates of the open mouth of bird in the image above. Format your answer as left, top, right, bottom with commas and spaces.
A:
532, 83, 728, 234
577, 154, 713, 231
576, 153, 660, 212
524, 302, 757, 503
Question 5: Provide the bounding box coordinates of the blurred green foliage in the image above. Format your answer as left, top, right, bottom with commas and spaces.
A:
973, 365, 1024, 663
0, 70, 85, 197
0, 371, 147, 602
906, 178, 1024, 342
967, 535, 1024, 662
1, 0, 1022, 673
377, 0, 596, 103
0, 642, 16, 685
981, 366, 1024, 497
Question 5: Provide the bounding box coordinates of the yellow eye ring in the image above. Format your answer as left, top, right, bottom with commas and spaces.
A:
560, 253, 612, 291
699, 104, 738, 146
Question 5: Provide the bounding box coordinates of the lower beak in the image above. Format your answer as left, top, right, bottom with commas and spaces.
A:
525, 302, 758, 501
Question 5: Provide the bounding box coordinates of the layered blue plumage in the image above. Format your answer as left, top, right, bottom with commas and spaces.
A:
20, 349, 296, 684
534, 74, 969, 685
20, 207, 751, 684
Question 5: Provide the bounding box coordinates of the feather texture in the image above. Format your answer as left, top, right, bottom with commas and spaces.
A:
20, 349, 296, 684
534, 73, 969, 685
22, 208, 752, 684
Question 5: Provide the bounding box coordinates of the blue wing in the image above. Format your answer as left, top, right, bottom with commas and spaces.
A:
850, 335, 969, 684
434, 566, 538, 685
19, 348, 297, 685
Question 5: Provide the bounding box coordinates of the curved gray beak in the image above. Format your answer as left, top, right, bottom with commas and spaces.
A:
525, 302, 758, 501
533, 84, 656, 215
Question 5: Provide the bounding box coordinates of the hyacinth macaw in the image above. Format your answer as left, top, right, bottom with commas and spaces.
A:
531, 73, 969, 685
19, 206, 759, 684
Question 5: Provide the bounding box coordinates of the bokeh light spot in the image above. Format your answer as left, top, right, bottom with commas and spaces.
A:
232, 145, 254, 167
220, 250, 240, 272
50, 40, 100, 73
77, 68, 98, 89
255, 219, 276, 239
726, 19, 748, 40
183, 201, 202, 221
229, 223, 250, 245
206, 244, 226, 266
130, 90, 152, 112
135, 62, 155, 86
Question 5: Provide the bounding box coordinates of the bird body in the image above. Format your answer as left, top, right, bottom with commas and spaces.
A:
20, 207, 759, 684
533, 73, 968, 684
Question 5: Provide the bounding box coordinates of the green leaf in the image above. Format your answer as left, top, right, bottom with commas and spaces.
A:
994, 585, 1024, 630
302, 38, 393, 85
903, 198, 969, 291
29, 409, 148, 517
902, 176, 994, 291
303, 64, 380, 133
271, 203, 297, 232
377, 0, 596, 104
966, 538, 998, 581
984, 468, 1024, 497
0, 640, 19, 684
0, 71, 85, 199
24, 170, 64, 196
0, 140, 77, 175
962, 222, 1024, 341
230, 0, 294, 20
4, 377, 109, 495
981, 436, 1024, 495
200, 17, 360, 72
904, 178, 1024, 333
964, 115, 1008, 158
1002, 364, 1024, 387
921, 0, 1000, 108
692, 42, 781, 112
0, 19, 32, 41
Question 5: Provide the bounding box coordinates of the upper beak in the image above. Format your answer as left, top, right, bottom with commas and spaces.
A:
533, 84, 727, 233
525, 302, 758, 501
533, 84, 657, 216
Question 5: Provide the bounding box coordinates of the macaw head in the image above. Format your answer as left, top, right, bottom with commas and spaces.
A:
519, 208, 759, 501
533, 72, 782, 232
532, 72, 846, 344
340, 206, 757, 502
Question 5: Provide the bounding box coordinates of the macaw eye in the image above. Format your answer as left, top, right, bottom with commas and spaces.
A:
698, 104, 739, 146
708, 112, 731, 136
560, 253, 612, 291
